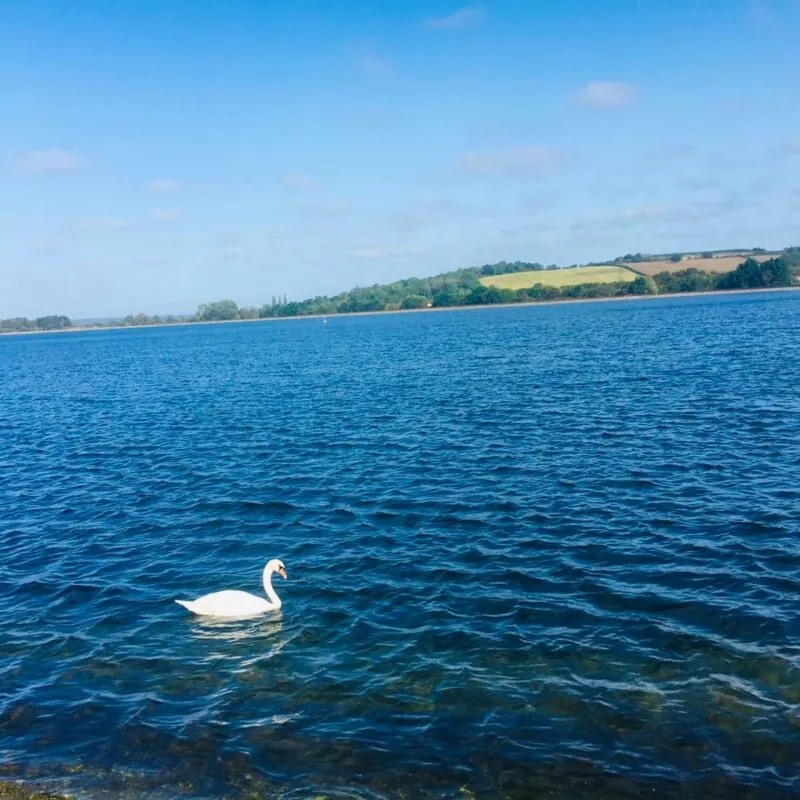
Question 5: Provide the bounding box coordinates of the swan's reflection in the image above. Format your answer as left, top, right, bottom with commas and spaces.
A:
190, 612, 288, 664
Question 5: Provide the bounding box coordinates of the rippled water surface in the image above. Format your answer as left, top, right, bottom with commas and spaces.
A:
2, 294, 800, 799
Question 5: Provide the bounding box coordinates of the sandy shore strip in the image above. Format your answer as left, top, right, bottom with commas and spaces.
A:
2, 285, 799, 337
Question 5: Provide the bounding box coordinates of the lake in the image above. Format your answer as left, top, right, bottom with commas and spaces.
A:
1, 293, 799, 799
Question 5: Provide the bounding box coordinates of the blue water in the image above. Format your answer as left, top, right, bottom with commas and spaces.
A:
1, 294, 799, 799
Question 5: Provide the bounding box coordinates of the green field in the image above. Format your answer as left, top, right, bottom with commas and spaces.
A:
479, 265, 638, 290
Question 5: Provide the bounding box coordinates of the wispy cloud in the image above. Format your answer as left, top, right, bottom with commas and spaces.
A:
675, 176, 719, 192
426, 6, 485, 30
569, 197, 748, 233
390, 197, 479, 234
460, 146, 562, 175
219, 245, 247, 261
348, 245, 427, 260
517, 192, 559, 213
76, 217, 132, 232
149, 209, 181, 222
14, 149, 84, 175
294, 199, 350, 219
352, 42, 392, 76
30, 236, 67, 254
282, 172, 315, 189
574, 81, 638, 109
570, 204, 671, 232
149, 178, 181, 192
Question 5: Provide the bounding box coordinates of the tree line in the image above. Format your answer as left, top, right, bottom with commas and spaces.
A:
192, 252, 798, 320
0, 314, 72, 333
601, 247, 775, 265
1, 250, 797, 333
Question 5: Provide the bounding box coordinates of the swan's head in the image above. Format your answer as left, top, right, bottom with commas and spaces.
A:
268, 559, 288, 580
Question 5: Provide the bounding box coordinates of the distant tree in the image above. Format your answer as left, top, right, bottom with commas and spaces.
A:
196, 299, 240, 321
653, 268, 716, 294
620, 252, 646, 263
239, 306, 259, 319
483, 286, 505, 303
400, 295, 428, 309
279, 302, 300, 316
0, 317, 37, 332
466, 285, 489, 304
433, 287, 467, 307
757, 257, 792, 286
701, 251, 714, 259
669, 254, 682, 263
35, 315, 71, 330
630, 275, 657, 294
752, 247, 766, 254
715, 257, 792, 290
781, 246, 800, 268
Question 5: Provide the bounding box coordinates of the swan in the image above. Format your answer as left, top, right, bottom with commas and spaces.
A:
175, 559, 287, 618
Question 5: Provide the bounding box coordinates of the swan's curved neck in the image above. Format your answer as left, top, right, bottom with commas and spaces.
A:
263, 566, 282, 609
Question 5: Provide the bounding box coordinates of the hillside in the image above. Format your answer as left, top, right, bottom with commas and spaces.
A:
480, 265, 638, 290
629, 254, 774, 277
2, 248, 799, 334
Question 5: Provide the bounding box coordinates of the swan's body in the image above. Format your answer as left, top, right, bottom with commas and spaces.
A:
176, 559, 287, 618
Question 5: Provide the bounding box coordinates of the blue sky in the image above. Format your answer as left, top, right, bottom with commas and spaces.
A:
1, 0, 799, 318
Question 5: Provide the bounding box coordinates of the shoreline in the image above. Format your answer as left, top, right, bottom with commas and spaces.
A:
2, 285, 799, 337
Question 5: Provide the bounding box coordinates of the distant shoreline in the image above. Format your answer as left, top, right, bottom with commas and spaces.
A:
2, 285, 799, 337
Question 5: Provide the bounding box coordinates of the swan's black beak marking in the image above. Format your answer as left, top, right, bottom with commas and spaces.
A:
279, 567, 288, 580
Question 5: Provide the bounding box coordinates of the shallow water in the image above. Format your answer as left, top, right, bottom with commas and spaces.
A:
1, 294, 799, 799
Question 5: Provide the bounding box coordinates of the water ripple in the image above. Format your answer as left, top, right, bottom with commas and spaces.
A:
1, 293, 799, 798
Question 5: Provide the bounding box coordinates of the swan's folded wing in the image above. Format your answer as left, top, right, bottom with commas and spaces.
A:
182, 589, 272, 617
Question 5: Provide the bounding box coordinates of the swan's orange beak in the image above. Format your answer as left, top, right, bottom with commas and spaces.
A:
278, 566, 288, 580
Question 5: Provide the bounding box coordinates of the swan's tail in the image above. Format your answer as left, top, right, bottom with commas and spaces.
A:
175, 599, 198, 613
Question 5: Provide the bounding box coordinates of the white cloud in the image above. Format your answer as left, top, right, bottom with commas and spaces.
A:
574, 81, 638, 109
149, 178, 181, 192
14, 149, 84, 175
426, 6, 485, 30
149, 209, 181, 222
282, 172, 315, 189
460, 146, 562, 175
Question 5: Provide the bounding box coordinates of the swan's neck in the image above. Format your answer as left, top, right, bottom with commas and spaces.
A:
263, 567, 282, 609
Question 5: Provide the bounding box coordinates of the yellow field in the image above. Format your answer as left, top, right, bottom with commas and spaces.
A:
632, 255, 772, 276
479, 265, 638, 290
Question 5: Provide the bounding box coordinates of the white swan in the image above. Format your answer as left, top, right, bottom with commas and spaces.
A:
175, 559, 287, 618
